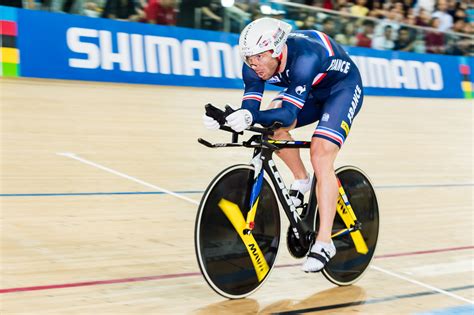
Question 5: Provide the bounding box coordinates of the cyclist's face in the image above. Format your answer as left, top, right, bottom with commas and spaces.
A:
247, 51, 278, 80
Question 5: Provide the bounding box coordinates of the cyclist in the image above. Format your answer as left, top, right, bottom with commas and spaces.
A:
203, 17, 364, 272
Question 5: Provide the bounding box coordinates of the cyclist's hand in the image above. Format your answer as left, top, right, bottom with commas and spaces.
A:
202, 114, 220, 130
226, 109, 253, 132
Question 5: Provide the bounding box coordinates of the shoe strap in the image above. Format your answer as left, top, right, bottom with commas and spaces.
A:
307, 252, 329, 264
289, 189, 304, 204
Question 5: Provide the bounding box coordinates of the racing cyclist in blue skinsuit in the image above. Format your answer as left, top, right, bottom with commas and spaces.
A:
203, 17, 364, 272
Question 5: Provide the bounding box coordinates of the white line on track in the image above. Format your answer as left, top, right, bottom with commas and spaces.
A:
371, 265, 474, 304
57, 152, 199, 205
58, 152, 473, 304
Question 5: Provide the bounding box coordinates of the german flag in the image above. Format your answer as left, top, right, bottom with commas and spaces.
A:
1, 7, 20, 77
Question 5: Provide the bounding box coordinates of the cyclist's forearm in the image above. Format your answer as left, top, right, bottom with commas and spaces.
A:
252, 106, 298, 127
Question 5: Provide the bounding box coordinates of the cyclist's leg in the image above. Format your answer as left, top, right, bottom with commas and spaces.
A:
303, 82, 364, 272
265, 92, 320, 181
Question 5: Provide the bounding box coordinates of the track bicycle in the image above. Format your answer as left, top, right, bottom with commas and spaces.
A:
195, 104, 379, 299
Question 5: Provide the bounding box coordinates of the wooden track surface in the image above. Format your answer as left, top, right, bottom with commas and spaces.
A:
0, 77, 473, 314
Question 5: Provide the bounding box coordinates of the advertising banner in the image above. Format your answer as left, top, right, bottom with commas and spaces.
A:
1, 6, 473, 99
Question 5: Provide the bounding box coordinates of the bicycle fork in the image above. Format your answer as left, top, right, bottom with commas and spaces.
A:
215, 151, 270, 282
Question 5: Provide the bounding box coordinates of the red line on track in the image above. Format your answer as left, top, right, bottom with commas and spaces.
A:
373, 245, 474, 259
0, 272, 201, 294
1, 245, 472, 294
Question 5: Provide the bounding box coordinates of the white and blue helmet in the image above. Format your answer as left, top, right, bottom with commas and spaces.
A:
239, 17, 292, 66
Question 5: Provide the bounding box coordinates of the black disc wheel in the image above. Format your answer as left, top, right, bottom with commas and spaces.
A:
195, 164, 280, 299
315, 166, 379, 285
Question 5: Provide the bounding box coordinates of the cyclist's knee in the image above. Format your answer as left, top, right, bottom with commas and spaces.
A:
310, 138, 339, 176
271, 129, 288, 140
270, 120, 297, 140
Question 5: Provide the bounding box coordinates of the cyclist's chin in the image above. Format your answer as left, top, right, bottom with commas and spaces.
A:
259, 73, 272, 81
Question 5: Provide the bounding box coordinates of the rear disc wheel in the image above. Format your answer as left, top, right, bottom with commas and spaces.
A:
315, 166, 379, 285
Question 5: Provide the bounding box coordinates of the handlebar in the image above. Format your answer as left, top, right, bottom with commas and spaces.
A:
205, 104, 281, 137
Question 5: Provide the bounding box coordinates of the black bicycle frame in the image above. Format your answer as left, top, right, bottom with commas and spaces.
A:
198, 117, 319, 249
252, 143, 317, 249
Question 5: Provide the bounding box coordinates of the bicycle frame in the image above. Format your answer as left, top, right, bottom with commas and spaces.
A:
203, 130, 369, 251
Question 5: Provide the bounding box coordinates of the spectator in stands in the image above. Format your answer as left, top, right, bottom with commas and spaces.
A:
321, 17, 337, 37
393, 2, 406, 18
452, 6, 467, 25
83, 2, 101, 17
356, 20, 375, 47
452, 19, 466, 33
351, 0, 370, 17
62, 0, 83, 14
368, 0, 386, 19
416, 8, 431, 27
234, 0, 259, 12
102, 0, 139, 20
431, 0, 453, 32
333, 0, 352, 14
299, 15, 318, 30
375, 7, 403, 39
444, 36, 465, 55
402, 0, 415, 14
394, 26, 416, 52
425, 17, 445, 53
0, 0, 23, 8
372, 25, 395, 50
467, 2, 474, 23
144, 0, 176, 25
404, 13, 417, 26
335, 21, 358, 46
322, 0, 334, 10
177, 0, 205, 28
446, 0, 457, 18
415, 0, 435, 14
200, 0, 223, 30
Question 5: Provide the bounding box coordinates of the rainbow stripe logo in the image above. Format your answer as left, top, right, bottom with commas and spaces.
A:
0, 6, 20, 77
459, 58, 472, 99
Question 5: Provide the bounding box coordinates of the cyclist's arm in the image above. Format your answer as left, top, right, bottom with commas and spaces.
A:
240, 64, 265, 120
254, 55, 322, 127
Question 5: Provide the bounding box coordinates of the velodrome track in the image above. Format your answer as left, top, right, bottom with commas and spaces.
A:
0, 77, 473, 314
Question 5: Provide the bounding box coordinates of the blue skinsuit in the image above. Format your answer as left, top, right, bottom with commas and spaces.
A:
241, 30, 364, 147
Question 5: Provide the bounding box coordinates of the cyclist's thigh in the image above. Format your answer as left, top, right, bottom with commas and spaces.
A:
294, 93, 323, 128
266, 89, 321, 130
313, 82, 364, 148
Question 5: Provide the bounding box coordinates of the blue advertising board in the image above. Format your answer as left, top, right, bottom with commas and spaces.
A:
1, 6, 473, 98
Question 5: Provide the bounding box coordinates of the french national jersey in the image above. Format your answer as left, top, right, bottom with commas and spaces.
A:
241, 30, 359, 127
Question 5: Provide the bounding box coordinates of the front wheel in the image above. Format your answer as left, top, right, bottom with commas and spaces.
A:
195, 164, 281, 299
315, 166, 379, 286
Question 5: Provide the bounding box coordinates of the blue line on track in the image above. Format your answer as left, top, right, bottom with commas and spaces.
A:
416, 305, 474, 315
1, 183, 472, 197
275, 284, 474, 314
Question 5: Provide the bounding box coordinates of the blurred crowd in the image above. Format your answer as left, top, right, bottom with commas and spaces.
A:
297, 0, 473, 54
2, 0, 473, 55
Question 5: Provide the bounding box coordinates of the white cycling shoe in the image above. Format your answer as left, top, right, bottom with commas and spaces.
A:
289, 175, 311, 208
302, 240, 336, 273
